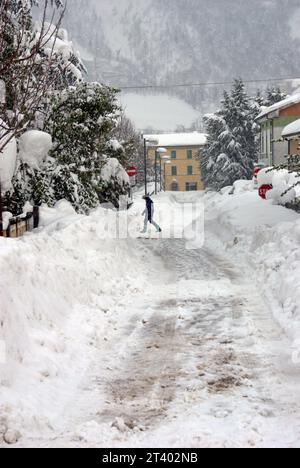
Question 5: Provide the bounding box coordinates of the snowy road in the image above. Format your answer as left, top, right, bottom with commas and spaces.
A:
3, 191, 300, 447
14, 192, 300, 448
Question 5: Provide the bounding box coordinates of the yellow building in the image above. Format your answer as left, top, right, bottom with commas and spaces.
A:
145, 132, 207, 191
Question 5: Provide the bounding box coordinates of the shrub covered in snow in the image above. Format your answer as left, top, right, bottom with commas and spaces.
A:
98, 158, 130, 208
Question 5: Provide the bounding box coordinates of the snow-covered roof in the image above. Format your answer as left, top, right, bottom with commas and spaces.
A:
143, 132, 207, 147
256, 93, 300, 121
282, 119, 300, 139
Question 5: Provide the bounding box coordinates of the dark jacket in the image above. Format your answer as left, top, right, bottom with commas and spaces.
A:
144, 197, 154, 221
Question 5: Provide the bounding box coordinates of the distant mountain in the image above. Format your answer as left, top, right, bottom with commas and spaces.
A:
63, 0, 300, 114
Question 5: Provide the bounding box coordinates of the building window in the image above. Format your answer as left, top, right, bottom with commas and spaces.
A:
171, 182, 179, 191
171, 150, 177, 159
187, 149, 193, 159
171, 166, 177, 176
187, 165, 193, 175
186, 182, 197, 191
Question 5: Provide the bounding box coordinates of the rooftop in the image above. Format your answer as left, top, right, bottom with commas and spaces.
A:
282, 119, 300, 139
143, 132, 207, 147
256, 93, 300, 121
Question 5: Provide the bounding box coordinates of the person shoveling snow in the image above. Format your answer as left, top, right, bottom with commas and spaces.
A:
141, 194, 162, 233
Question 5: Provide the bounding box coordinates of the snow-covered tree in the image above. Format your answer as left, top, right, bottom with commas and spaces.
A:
113, 112, 144, 184
201, 79, 259, 190
43, 83, 126, 211
0, 0, 84, 153
254, 86, 287, 110
6, 82, 130, 213
265, 87, 287, 106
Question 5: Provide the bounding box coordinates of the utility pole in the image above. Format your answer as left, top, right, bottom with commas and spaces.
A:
143, 136, 159, 197
143, 137, 148, 197
159, 157, 162, 191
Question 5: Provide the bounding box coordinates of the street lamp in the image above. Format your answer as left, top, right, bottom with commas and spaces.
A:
155, 147, 168, 195
143, 136, 159, 196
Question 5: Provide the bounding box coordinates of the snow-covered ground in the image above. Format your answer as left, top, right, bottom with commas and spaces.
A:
1, 184, 300, 447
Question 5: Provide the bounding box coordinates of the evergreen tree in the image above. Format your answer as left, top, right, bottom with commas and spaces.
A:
42, 82, 127, 212
6, 82, 130, 213
201, 79, 259, 190
265, 86, 287, 106
0, 0, 84, 151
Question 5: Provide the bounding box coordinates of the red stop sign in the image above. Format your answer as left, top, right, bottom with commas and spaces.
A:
127, 166, 137, 177
253, 166, 263, 179
259, 184, 273, 200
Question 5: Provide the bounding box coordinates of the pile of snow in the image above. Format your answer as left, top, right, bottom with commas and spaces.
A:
101, 158, 129, 184
232, 179, 254, 194
204, 183, 300, 344
258, 167, 300, 205
0, 202, 155, 442
0, 120, 17, 192
19, 131, 52, 170
2, 212, 13, 230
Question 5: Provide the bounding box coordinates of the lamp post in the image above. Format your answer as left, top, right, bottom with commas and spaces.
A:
143, 136, 159, 196
162, 159, 171, 191
155, 147, 168, 195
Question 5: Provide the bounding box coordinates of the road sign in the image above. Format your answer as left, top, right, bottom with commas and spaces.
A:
259, 184, 273, 200
127, 166, 137, 177
253, 166, 263, 179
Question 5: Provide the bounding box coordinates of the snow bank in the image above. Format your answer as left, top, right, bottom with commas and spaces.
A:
2, 212, 13, 230
19, 131, 52, 169
205, 184, 300, 344
0, 203, 152, 441
232, 180, 254, 194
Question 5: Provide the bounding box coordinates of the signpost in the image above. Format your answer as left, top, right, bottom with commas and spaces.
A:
126, 166, 137, 177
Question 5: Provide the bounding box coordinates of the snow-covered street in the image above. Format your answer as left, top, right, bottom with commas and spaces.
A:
3, 0, 300, 451
2, 188, 300, 448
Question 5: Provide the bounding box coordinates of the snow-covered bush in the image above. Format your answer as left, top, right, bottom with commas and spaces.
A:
98, 158, 130, 208
5, 131, 53, 214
